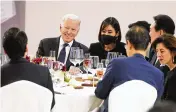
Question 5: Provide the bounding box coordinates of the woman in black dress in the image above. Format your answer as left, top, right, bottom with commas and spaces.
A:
89, 17, 126, 61
152, 34, 176, 103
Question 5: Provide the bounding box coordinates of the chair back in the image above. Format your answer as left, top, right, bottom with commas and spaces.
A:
1, 80, 52, 112
109, 80, 157, 112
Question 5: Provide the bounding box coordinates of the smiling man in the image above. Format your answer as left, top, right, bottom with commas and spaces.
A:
36, 14, 88, 70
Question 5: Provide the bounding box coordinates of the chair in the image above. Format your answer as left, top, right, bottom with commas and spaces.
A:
0, 80, 52, 112
108, 80, 157, 112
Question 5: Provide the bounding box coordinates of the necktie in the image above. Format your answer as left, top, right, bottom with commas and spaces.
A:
58, 43, 69, 63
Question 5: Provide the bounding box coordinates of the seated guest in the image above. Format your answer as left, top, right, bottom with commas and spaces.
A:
152, 34, 176, 103
1, 27, 55, 109
148, 101, 176, 112
95, 26, 164, 112
128, 20, 151, 32
128, 20, 151, 60
89, 17, 126, 61
36, 14, 89, 70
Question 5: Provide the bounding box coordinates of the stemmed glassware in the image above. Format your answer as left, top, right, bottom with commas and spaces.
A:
75, 49, 84, 67
69, 47, 79, 67
49, 50, 56, 61
107, 52, 118, 61
1, 54, 9, 66
96, 63, 104, 79
83, 53, 91, 76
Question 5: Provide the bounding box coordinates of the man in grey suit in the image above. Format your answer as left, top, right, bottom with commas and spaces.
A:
36, 14, 89, 70
1, 27, 55, 109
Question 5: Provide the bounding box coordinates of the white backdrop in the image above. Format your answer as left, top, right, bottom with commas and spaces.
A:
25, 1, 176, 55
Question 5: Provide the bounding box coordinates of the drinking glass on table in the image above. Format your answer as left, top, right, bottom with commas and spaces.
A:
107, 52, 118, 61
101, 59, 110, 68
75, 49, 84, 67
89, 56, 99, 87
83, 53, 91, 76
49, 50, 56, 61
96, 63, 104, 79
69, 47, 79, 67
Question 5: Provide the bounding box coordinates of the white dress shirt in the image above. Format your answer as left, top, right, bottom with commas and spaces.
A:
58, 37, 73, 65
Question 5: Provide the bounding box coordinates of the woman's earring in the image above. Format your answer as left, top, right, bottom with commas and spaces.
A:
173, 56, 176, 64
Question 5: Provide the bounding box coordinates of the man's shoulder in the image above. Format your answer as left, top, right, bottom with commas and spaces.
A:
40, 37, 58, 42
28, 62, 48, 71
73, 40, 88, 49
90, 42, 101, 48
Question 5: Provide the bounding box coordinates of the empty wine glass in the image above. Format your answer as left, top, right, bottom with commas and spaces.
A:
105, 59, 109, 67
90, 56, 99, 87
107, 52, 117, 61
49, 50, 56, 61
69, 47, 79, 66
76, 49, 84, 67
1, 54, 9, 65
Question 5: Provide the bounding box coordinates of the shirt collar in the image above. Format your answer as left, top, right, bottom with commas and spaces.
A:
60, 36, 73, 47
133, 53, 145, 59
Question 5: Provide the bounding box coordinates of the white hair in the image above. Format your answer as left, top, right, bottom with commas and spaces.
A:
61, 14, 81, 27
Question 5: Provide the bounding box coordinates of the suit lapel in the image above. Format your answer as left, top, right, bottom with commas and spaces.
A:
55, 36, 61, 60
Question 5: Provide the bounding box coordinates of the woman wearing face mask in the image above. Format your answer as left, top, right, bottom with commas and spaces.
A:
89, 17, 126, 61
152, 34, 176, 103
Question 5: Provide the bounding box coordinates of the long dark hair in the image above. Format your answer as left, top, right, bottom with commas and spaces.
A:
98, 17, 122, 42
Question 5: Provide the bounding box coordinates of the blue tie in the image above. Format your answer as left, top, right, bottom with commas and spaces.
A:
58, 43, 69, 63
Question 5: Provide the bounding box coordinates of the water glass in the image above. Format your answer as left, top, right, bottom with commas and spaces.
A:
107, 52, 117, 61
49, 50, 56, 61
96, 63, 104, 79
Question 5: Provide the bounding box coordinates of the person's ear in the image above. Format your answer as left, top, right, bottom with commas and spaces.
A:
115, 31, 119, 37
25, 44, 28, 53
126, 40, 133, 50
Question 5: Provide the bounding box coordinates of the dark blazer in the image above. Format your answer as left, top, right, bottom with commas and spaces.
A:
89, 42, 126, 61
95, 53, 164, 112
1, 58, 55, 109
36, 36, 89, 70
162, 67, 176, 103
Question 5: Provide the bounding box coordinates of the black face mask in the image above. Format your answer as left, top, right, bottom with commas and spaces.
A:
100, 35, 117, 45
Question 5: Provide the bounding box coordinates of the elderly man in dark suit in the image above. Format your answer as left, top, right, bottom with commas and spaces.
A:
95, 26, 164, 112
36, 14, 89, 70
1, 27, 55, 109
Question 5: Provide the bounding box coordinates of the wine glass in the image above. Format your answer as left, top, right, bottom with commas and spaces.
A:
75, 49, 84, 67
105, 59, 109, 68
83, 53, 91, 76
107, 52, 117, 61
90, 56, 99, 87
96, 63, 104, 79
1, 54, 9, 65
69, 47, 79, 67
49, 50, 56, 61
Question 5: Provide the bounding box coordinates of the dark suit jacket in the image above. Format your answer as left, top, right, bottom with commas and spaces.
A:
95, 53, 164, 112
89, 42, 126, 61
162, 67, 176, 103
36, 36, 89, 70
1, 58, 55, 109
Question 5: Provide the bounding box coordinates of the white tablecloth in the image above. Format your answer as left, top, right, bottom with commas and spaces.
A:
52, 86, 102, 112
